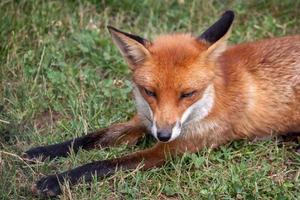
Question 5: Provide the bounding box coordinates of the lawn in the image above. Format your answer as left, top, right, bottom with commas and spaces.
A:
1, 0, 300, 199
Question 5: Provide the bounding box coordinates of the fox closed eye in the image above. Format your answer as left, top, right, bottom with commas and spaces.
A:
144, 87, 156, 97
180, 90, 197, 99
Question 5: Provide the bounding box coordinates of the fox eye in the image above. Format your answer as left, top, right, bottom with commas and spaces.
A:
180, 91, 196, 99
144, 88, 156, 97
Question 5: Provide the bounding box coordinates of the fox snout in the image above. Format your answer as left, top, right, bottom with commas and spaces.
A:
156, 124, 174, 142
157, 129, 172, 142
152, 121, 182, 142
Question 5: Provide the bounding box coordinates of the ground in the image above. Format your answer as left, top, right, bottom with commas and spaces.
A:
0, 0, 300, 199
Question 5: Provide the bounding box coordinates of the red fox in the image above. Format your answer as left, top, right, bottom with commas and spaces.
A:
23, 10, 300, 197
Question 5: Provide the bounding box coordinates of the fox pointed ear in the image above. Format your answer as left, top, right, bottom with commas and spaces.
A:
107, 26, 151, 70
198, 10, 235, 59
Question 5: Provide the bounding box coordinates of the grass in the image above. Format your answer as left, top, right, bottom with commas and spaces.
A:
0, 0, 300, 199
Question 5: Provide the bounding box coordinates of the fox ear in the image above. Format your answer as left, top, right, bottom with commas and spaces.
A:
198, 10, 235, 59
107, 26, 151, 70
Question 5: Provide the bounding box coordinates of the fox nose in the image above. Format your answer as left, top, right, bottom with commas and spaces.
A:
157, 130, 172, 142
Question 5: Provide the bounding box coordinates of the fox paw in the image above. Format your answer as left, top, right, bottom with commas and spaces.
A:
32, 175, 62, 197
22, 146, 53, 162
22, 143, 68, 162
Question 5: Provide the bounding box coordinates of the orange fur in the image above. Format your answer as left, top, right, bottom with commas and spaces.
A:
125, 34, 300, 151
108, 11, 300, 159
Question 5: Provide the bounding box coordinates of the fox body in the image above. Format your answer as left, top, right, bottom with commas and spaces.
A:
23, 11, 300, 197
134, 33, 300, 142
118, 19, 300, 149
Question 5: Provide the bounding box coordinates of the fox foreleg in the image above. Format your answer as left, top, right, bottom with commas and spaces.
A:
22, 115, 145, 161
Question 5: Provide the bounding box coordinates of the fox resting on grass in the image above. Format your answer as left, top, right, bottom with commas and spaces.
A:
22, 10, 300, 197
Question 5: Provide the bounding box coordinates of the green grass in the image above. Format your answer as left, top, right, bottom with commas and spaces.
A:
1, 0, 300, 199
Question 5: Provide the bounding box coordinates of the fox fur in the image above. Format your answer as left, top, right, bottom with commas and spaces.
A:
23, 10, 300, 197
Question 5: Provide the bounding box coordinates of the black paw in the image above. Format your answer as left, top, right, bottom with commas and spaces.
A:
32, 174, 63, 197
22, 142, 71, 162
22, 146, 54, 162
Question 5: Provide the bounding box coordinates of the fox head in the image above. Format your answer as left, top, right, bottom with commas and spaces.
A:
108, 11, 234, 142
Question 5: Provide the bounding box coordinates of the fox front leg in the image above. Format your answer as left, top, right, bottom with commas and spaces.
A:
22, 115, 145, 161
31, 142, 176, 197
31, 125, 229, 197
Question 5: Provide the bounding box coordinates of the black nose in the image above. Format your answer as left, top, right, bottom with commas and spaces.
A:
157, 131, 172, 142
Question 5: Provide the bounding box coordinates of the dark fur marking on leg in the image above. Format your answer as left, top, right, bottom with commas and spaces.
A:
23, 122, 145, 161
23, 129, 108, 161
33, 144, 167, 197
